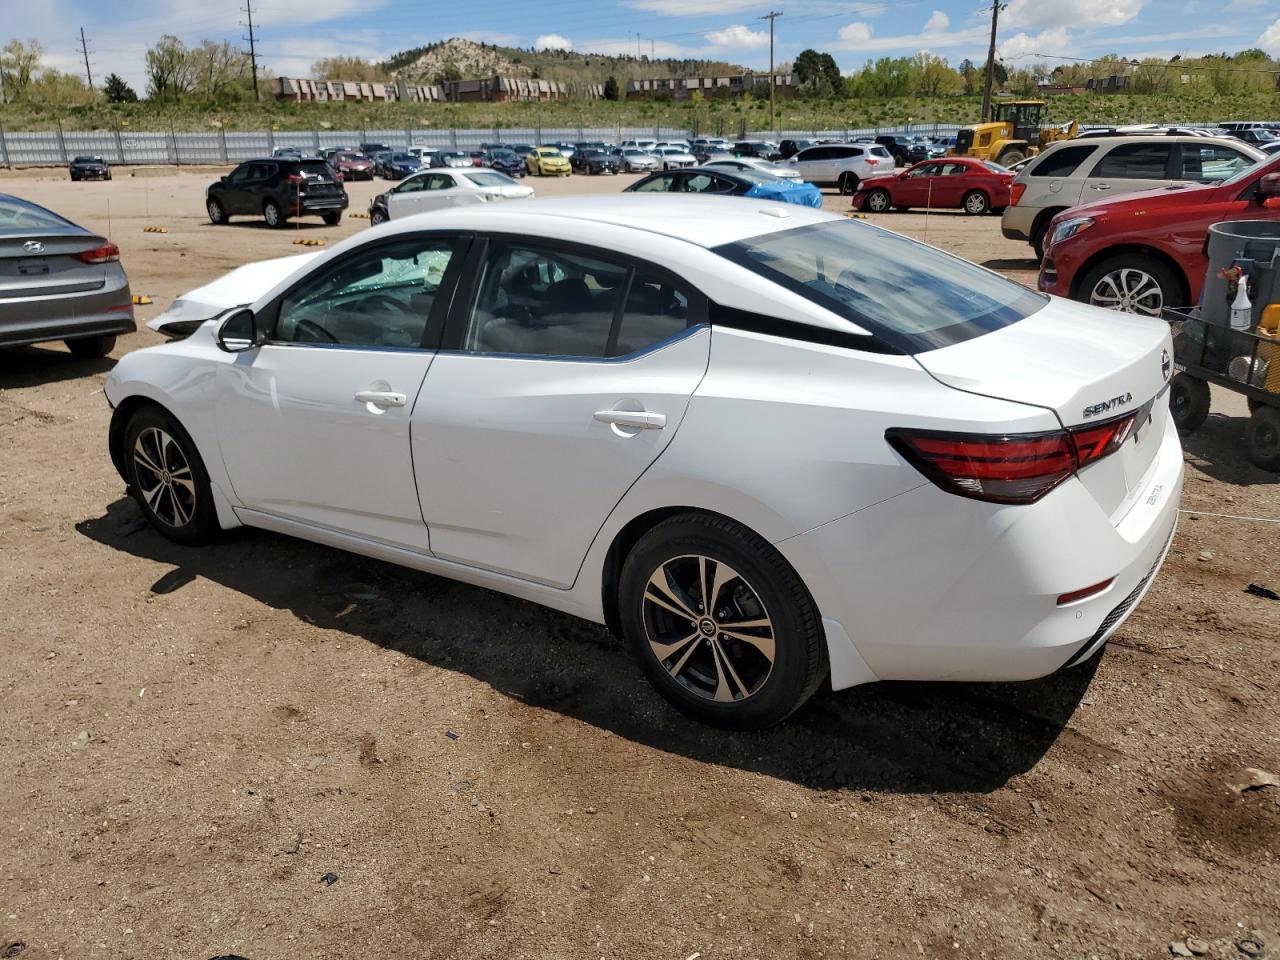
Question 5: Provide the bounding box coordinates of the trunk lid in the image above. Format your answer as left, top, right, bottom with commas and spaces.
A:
914, 296, 1174, 521
0, 232, 107, 300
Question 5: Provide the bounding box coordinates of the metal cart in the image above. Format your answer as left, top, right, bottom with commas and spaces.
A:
1165, 308, 1280, 471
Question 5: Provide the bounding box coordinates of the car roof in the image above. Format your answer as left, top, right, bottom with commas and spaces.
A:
1046, 134, 1259, 151
377, 194, 837, 249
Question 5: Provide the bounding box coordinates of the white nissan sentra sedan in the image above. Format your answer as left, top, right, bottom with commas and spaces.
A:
104, 197, 1182, 729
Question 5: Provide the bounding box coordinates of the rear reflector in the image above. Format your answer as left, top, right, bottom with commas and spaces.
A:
76, 242, 120, 264
887, 409, 1141, 505
1010, 183, 1026, 206
1057, 578, 1115, 606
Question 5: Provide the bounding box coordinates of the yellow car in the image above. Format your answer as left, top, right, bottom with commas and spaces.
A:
527, 147, 572, 177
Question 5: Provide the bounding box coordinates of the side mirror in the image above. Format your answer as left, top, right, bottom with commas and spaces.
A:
215, 307, 263, 353
220, 175, 229, 183
1259, 173, 1280, 209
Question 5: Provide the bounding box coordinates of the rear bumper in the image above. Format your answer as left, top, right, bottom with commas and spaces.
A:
1001, 204, 1036, 242
295, 194, 349, 213
778, 413, 1184, 688
0, 270, 135, 347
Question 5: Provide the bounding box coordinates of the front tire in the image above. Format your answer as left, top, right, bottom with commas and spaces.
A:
1169, 373, 1210, 431
369, 206, 388, 226
962, 190, 989, 215
618, 513, 828, 730
865, 188, 892, 213
123, 405, 219, 545
997, 148, 1027, 166
65, 334, 116, 359
207, 197, 227, 225
1078, 254, 1182, 317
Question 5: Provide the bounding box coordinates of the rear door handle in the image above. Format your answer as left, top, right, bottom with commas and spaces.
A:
354, 390, 407, 407
594, 409, 666, 430
1090, 183, 1112, 190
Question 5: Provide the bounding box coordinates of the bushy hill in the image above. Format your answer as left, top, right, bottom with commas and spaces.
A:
383, 37, 748, 93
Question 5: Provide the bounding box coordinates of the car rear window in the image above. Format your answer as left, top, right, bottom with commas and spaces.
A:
1028, 145, 1098, 178
715, 220, 1046, 353
295, 161, 334, 177
0, 196, 75, 232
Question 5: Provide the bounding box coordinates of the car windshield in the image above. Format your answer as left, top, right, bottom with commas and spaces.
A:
392, 154, 417, 163
490, 150, 516, 160
1219, 152, 1276, 188
0, 195, 75, 233
335, 153, 361, 162
715, 220, 1047, 353
463, 171, 517, 187
624, 150, 647, 157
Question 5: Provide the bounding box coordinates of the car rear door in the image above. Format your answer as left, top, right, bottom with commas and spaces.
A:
215, 233, 469, 551
1084, 142, 1176, 201
410, 237, 711, 588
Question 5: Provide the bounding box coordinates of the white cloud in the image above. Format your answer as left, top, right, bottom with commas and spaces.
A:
534, 34, 573, 51
923, 10, 950, 34
1261, 17, 1280, 55
1004, 0, 1146, 29
998, 26, 1073, 62
838, 22, 874, 45
705, 24, 769, 48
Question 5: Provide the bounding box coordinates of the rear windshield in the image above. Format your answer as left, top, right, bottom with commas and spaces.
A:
462, 171, 517, 187
715, 220, 1046, 353
295, 161, 334, 177
0, 196, 75, 232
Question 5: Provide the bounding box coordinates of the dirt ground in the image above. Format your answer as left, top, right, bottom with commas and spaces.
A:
1, 166, 1278, 960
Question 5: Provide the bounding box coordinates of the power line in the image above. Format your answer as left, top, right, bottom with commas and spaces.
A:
1004, 51, 1280, 76
241, 2, 260, 101
759, 11, 782, 132
78, 26, 94, 90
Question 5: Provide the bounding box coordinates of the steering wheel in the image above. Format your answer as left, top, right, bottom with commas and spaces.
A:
294, 318, 339, 343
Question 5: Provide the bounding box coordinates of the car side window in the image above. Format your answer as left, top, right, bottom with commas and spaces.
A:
395, 175, 429, 194
613, 268, 693, 356
1179, 144, 1254, 182
907, 163, 941, 178
227, 164, 253, 184
942, 163, 969, 176
463, 243, 627, 358
425, 174, 455, 190
1029, 145, 1098, 178
836, 147, 862, 159
275, 238, 456, 349
1091, 143, 1173, 179
680, 173, 734, 194
633, 174, 676, 193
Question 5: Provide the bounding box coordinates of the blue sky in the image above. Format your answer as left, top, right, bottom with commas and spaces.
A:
11, 0, 1280, 89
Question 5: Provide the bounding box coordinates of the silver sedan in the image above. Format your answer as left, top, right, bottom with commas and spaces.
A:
0, 194, 134, 357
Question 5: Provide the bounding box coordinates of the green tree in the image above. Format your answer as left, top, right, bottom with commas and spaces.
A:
912, 52, 961, 96
794, 48, 823, 85
310, 55, 389, 82
102, 72, 138, 102
145, 35, 195, 101
0, 38, 43, 100
603, 75, 619, 100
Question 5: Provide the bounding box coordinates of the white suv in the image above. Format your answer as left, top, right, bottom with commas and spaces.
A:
785, 143, 893, 193
1002, 135, 1263, 259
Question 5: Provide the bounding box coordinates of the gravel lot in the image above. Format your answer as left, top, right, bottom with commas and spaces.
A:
1, 166, 1277, 960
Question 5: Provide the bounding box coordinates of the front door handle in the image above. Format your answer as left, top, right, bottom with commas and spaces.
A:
1090, 183, 1112, 190
354, 389, 407, 407
594, 409, 666, 430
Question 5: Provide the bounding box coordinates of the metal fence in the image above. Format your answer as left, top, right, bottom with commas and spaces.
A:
0, 123, 963, 167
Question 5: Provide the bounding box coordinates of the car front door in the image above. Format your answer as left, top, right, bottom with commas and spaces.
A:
388, 172, 452, 217
897, 162, 941, 206
1084, 142, 1175, 200
221, 163, 257, 214
410, 237, 711, 587
790, 147, 830, 184
215, 233, 469, 551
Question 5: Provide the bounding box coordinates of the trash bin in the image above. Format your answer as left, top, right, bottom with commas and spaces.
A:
1202, 220, 1280, 327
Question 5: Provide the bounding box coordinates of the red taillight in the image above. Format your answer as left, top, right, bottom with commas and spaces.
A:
865, 158, 880, 165
285, 173, 304, 185
887, 410, 1139, 505
76, 242, 120, 264
1010, 183, 1026, 206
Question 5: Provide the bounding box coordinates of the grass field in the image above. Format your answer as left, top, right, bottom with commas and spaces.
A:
3, 90, 1277, 134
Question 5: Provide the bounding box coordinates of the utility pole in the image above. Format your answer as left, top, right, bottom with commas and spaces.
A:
78, 27, 93, 89
759, 10, 782, 133
242, 2, 260, 101
981, 2, 1005, 122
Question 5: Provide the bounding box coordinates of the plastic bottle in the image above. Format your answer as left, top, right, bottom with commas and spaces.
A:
1230, 280, 1252, 331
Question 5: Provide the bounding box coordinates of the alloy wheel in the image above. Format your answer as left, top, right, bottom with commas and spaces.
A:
1089, 268, 1163, 316
867, 191, 890, 213
132, 427, 197, 528
642, 555, 775, 703
964, 192, 988, 214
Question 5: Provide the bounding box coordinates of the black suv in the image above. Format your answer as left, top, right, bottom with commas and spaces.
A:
206, 158, 348, 228
777, 139, 813, 160
571, 149, 621, 175
873, 135, 938, 165
69, 156, 111, 181
732, 140, 779, 160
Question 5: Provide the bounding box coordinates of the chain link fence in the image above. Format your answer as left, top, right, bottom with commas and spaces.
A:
0, 122, 963, 167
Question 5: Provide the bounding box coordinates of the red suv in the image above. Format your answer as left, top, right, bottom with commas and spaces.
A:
1039, 153, 1280, 315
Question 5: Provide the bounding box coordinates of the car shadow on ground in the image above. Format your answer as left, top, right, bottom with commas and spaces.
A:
1180, 412, 1279, 487
981, 257, 1040, 271
79, 496, 1098, 795
0, 345, 115, 387
214, 219, 333, 232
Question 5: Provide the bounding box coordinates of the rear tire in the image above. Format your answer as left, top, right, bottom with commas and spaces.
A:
1169, 373, 1210, 431
838, 172, 859, 195
65, 334, 116, 359
322, 211, 342, 226
1248, 406, 1280, 471
962, 190, 990, 215
123, 405, 219, 545
617, 512, 828, 730
263, 199, 285, 229
865, 188, 892, 213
